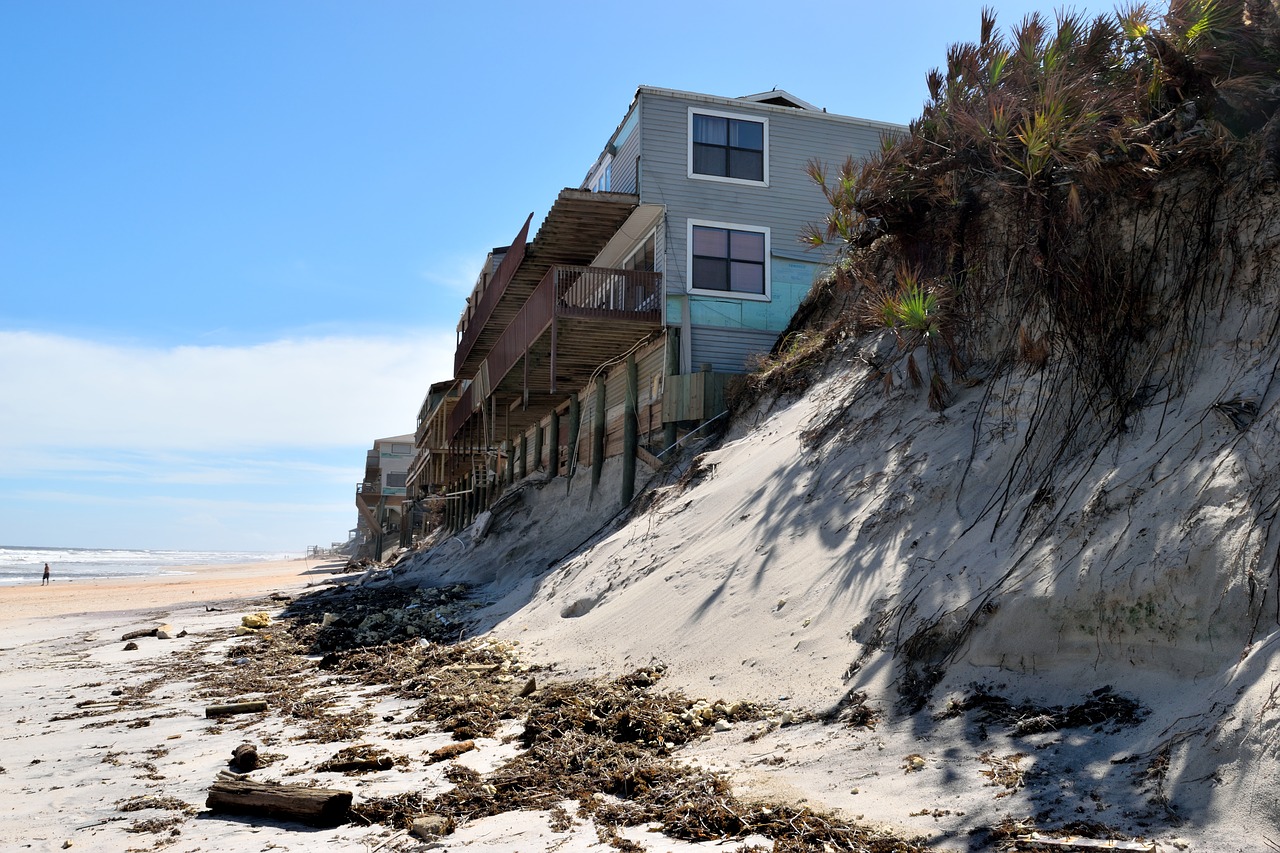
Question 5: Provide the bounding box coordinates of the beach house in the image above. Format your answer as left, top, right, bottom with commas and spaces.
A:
405, 86, 903, 536
355, 433, 414, 557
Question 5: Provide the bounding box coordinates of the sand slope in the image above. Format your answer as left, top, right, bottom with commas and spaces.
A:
394, 183, 1280, 849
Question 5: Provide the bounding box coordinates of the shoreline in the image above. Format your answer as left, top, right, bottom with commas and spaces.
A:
0, 557, 1192, 852
0, 558, 344, 646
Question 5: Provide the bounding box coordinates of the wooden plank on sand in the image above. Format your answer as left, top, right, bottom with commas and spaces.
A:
206, 779, 352, 827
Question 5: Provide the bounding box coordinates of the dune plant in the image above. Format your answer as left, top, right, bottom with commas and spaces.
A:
858, 266, 960, 408
806, 0, 1280, 419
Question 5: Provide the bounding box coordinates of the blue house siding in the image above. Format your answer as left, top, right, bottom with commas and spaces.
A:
679, 256, 822, 369
690, 326, 780, 373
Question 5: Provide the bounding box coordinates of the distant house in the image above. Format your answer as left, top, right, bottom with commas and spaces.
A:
406, 86, 904, 537
354, 433, 414, 558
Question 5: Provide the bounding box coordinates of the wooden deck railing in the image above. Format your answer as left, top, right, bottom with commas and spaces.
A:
553, 265, 663, 317
448, 265, 662, 439
453, 215, 532, 376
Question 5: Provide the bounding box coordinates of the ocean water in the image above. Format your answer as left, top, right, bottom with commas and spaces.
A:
0, 545, 297, 586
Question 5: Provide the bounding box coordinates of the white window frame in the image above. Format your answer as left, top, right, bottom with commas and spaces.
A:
621, 228, 658, 272
687, 106, 769, 187
589, 153, 613, 193
686, 219, 771, 302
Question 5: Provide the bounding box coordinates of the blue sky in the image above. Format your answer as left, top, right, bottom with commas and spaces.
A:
0, 0, 1114, 552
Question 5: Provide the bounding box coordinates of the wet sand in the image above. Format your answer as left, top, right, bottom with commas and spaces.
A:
0, 558, 342, 644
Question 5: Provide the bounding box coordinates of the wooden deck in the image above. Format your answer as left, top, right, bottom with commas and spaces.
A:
453, 189, 640, 380
448, 264, 662, 440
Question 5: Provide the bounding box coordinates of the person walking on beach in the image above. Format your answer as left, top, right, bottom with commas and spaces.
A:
42, 563, 50, 585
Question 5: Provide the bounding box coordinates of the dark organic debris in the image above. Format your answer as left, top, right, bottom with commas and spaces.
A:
355, 667, 924, 852
116, 795, 196, 814
316, 744, 405, 774
939, 685, 1147, 735
138, 580, 926, 850
987, 817, 1149, 852
126, 816, 185, 834
822, 689, 882, 729
283, 582, 474, 651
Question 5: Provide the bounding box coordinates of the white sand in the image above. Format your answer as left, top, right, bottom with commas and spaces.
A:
0, 560, 786, 852
391, 272, 1280, 851
10, 265, 1280, 852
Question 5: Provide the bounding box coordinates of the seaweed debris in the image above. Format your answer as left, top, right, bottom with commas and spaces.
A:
356, 667, 924, 851
283, 582, 475, 651
156, 580, 928, 851
939, 685, 1146, 736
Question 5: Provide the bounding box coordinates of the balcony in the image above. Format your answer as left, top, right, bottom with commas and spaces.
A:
449, 263, 662, 439
454, 215, 531, 378
453, 189, 641, 381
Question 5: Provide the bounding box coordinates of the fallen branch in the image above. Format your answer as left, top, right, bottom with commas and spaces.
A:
205, 700, 268, 718
206, 779, 352, 827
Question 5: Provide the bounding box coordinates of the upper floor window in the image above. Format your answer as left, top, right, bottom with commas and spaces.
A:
622, 233, 656, 272
689, 108, 768, 185
688, 220, 770, 300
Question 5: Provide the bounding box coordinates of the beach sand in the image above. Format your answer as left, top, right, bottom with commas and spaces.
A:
0, 558, 933, 853
0, 560, 761, 853
0, 552, 1196, 853
0, 558, 399, 853
0, 558, 326, 624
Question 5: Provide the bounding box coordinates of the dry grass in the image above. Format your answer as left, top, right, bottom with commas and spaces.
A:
978, 750, 1028, 796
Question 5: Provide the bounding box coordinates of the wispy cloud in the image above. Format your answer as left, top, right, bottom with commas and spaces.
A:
0, 328, 455, 549
0, 329, 454, 452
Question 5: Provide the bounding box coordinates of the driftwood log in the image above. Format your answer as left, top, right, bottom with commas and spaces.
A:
319, 754, 394, 773
121, 627, 158, 641
427, 740, 476, 764
205, 700, 268, 718
231, 743, 259, 771
205, 779, 352, 827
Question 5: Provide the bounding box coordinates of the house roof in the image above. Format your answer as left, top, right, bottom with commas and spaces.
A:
583, 85, 908, 187
373, 434, 415, 445
737, 89, 820, 110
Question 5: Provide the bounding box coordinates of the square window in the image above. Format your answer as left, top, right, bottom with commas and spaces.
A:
690, 110, 766, 184
690, 223, 769, 299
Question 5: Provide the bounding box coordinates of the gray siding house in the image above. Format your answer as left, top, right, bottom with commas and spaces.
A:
406, 86, 903, 533
581, 87, 902, 373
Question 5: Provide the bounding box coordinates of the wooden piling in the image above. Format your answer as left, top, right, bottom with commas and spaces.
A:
591, 380, 605, 494
622, 353, 638, 504
567, 394, 581, 479
549, 409, 560, 478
